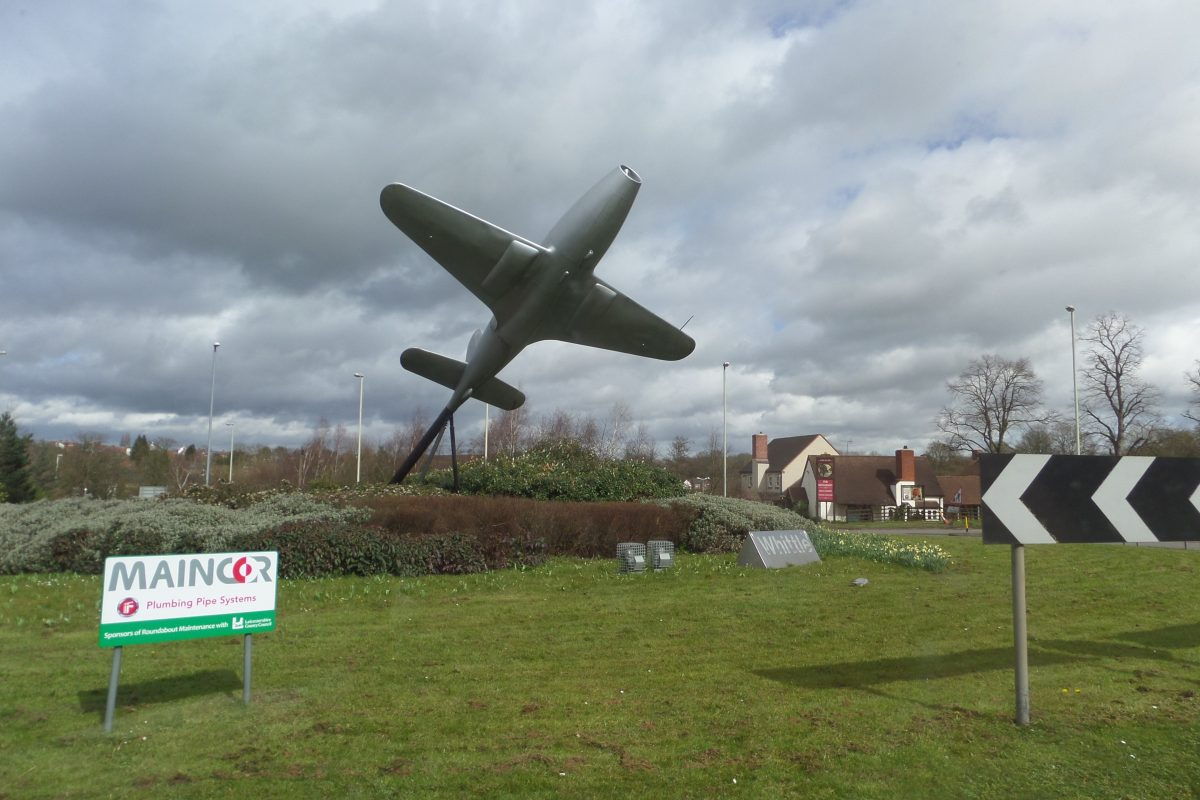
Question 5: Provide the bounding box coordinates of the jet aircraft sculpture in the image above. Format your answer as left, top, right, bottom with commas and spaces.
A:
381, 165, 695, 484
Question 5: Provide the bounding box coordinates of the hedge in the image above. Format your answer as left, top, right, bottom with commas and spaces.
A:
430, 442, 685, 501
1, 492, 949, 577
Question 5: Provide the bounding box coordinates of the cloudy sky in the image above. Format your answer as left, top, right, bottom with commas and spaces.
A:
2, 0, 1198, 457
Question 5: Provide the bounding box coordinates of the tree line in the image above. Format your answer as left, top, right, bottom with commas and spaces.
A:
933, 311, 1200, 465
0, 403, 751, 501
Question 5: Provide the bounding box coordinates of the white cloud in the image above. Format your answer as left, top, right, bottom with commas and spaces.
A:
2, 0, 1198, 455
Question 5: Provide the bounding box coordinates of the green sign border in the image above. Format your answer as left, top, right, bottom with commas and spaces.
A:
99, 611, 275, 647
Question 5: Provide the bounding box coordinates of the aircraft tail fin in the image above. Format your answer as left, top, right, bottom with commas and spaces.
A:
400, 348, 525, 410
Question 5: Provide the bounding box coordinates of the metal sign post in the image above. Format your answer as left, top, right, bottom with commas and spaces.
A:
982, 454, 1200, 727
103, 646, 122, 733
1010, 545, 1030, 726
243, 634, 252, 704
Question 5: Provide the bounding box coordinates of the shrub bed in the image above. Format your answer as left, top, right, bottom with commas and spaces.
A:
231, 522, 502, 579
2, 492, 949, 578
358, 494, 696, 558
659, 494, 810, 553
432, 443, 685, 501
0, 495, 368, 574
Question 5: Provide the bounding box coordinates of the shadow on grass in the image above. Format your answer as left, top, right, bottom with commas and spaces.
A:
755, 647, 1078, 689
756, 621, 1200, 691
1111, 621, 1200, 650
78, 669, 242, 721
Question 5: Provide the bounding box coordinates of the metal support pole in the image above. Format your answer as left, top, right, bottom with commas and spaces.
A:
449, 414, 459, 492
205, 342, 220, 486
1067, 306, 1080, 455
1011, 544, 1030, 725
354, 373, 364, 484
243, 634, 252, 705
104, 646, 122, 733
722, 361, 729, 497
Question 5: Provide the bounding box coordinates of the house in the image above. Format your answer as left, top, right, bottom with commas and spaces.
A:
738, 433, 839, 498
937, 474, 981, 520
799, 448, 945, 522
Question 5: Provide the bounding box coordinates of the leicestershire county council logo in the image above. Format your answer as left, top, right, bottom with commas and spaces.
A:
117, 597, 139, 617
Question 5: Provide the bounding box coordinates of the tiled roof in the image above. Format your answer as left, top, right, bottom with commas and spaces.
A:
831, 455, 944, 505
742, 434, 829, 475
766, 435, 824, 472
937, 474, 981, 505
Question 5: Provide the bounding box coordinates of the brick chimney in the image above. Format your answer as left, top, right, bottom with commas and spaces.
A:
753, 433, 768, 462
896, 448, 915, 482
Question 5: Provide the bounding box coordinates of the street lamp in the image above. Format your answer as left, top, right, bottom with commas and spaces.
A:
353, 373, 365, 483
225, 421, 235, 483
1066, 306, 1080, 455
722, 361, 730, 497
205, 341, 220, 486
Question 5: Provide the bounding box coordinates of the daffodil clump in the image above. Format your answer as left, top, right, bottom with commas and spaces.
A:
807, 527, 951, 573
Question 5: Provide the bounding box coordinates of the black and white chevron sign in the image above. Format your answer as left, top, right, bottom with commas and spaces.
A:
980, 454, 1200, 545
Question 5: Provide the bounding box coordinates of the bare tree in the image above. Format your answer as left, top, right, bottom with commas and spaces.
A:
329, 423, 347, 482
58, 432, 127, 497
666, 435, 690, 477
490, 406, 528, 456
623, 422, 656, 461
598, 401, 632, 459
533, 409, 575, 447
577, 416, 600, 454
1081, 312, 1159, 455
1011, 420, 1086, 455
1185, 361, 1200, 425
936, 355, 1052, 453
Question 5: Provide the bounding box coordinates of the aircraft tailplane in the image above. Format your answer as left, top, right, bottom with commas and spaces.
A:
400, 348, 525, 410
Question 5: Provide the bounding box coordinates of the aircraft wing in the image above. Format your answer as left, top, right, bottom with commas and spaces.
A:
380, 184, 545, 311
560, 280, 695, 361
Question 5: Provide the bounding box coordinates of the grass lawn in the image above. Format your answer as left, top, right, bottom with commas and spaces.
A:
2, 538, 1198, 799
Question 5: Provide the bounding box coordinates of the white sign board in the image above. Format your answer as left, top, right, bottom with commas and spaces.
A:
737, 530, 821, 569
99, 551, 277, 647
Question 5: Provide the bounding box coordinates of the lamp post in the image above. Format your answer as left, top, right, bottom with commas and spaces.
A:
205, 342, 220, 486
353, 372, 365, 484
225, 421, 235, 483
722, 361, 730, 497
483, 405, 489, 460
1066, 306, 1080, 455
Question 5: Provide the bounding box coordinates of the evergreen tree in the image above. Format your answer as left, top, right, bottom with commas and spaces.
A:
0, 412, 36, 503
130, 434, 151, 463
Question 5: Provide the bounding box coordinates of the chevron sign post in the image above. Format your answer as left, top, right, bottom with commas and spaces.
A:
978, 453, 1200, 726
981, 454, 1200, 544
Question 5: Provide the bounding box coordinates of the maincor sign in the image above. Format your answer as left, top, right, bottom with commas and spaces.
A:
99, 551, 277, 647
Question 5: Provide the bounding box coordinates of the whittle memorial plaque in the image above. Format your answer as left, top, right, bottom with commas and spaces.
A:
737, 530, 821, 569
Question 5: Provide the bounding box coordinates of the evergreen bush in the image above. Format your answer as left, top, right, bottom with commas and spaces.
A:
660, 494, 809, 552
437, 442, 685, 502
0, 494, 368, 574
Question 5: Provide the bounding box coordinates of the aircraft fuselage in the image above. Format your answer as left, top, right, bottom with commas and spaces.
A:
447, 165, 643, 412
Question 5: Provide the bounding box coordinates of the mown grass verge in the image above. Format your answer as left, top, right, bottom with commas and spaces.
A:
2, 538, 1198, 799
